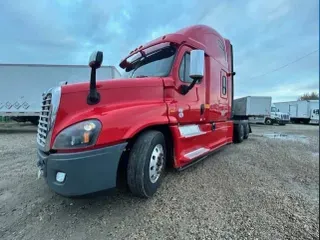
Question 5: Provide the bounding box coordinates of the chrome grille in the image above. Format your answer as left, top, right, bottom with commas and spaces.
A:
282, 114, 289, 120
37, 93, 52, 147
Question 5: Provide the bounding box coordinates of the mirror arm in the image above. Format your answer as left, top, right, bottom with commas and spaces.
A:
87, 67, 101, 105
87, 51, 103, 105
180, 77, 201, 95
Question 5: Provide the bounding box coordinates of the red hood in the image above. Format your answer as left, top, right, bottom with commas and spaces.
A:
62, 77, 164, 94
51, 77, 165, 146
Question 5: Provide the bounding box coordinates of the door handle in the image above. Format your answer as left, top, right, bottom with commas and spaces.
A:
200, 104, 205, 115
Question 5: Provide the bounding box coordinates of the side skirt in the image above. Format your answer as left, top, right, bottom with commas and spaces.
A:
176, 143, 230, 172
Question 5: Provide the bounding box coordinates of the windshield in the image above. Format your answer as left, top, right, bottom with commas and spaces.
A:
122, 44, 177, 78
271, 107, 277, 112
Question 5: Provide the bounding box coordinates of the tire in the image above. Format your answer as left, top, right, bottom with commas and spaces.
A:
127, 130, 167, 198
243, 123, 249, 139
265, 118, 273, 125
233, 123, 244, 143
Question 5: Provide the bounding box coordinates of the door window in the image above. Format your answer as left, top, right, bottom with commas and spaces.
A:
179, 53, 193, 83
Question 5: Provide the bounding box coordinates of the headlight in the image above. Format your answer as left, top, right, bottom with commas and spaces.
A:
52, 119, 102, 150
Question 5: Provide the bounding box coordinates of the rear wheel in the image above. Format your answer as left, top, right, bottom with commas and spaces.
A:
127, 130, 166, 198
233, 123, 244, 143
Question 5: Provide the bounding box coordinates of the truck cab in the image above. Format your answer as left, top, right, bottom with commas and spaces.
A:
310, 108, 319, 124
270, 104, 290, 125
36, 25, 249, 198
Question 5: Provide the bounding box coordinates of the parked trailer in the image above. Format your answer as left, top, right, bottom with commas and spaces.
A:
36, 25, 251, 199
274, 100, 319, 124
233, 96, 290, 125
0, 64, 121, 124
233, 96, 272, 124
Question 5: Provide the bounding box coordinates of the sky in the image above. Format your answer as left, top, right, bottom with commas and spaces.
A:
0, 0, 319, 102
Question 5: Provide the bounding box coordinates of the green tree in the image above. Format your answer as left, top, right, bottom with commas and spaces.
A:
298, 92, 319, 101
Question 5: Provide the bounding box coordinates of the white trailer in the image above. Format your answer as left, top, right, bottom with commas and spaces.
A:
233, 96, 271, 124
274, 100, 319, 124
233, 96, 290, 125
0, 64, 121, 124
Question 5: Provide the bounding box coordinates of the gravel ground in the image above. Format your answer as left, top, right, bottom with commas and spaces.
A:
0, 123, 318, 240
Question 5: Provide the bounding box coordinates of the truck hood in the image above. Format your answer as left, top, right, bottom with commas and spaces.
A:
62, 77, 164, 94
52, 77, 165, 139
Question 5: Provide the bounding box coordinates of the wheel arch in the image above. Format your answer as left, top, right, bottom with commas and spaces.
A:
116, 124, 174, 188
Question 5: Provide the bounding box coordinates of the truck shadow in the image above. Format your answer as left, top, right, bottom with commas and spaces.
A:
0, 124, 37, 133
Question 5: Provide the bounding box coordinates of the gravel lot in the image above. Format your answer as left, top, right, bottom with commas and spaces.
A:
0, 123, 319, 240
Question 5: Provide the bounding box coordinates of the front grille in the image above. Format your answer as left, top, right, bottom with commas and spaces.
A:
37, 93, 52, 147
281, 114, 289, 120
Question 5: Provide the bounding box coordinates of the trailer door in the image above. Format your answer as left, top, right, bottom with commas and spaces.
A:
289, 104, 298, 118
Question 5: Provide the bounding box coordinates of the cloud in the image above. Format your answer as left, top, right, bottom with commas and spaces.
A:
0, 0, 318, 101
241, 78, 320, 102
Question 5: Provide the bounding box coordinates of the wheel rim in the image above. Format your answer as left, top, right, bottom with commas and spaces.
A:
149, 144, 165, 184
266, 119, 271, 124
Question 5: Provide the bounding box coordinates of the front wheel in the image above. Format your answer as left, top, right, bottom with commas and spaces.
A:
265, 118, 273, 125
127, 130, 167, 198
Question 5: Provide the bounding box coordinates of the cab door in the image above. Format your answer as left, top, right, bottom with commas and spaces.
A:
169, 45, 206, 124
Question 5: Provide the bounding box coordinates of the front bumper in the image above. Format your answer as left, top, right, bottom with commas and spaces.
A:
37, 142, 127, 197
275, 119, 289, 124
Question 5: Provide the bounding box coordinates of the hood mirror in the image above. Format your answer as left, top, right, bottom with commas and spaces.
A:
87, 51, 103, 105
89, 51, 103, 69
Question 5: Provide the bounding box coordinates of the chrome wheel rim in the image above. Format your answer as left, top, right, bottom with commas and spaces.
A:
149, 144, 164, 184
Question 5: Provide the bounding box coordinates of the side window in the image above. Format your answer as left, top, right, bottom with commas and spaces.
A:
222, 76, 227, 95
179, 53, 194, 83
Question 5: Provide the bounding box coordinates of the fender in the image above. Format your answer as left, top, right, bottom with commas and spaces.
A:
97, 102, 169, 145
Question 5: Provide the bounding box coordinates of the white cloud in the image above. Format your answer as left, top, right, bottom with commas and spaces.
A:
236, 78, 319, 102
246, 0, 292, 22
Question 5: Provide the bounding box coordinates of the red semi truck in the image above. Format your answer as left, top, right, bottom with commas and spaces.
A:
37, 25, 251, 198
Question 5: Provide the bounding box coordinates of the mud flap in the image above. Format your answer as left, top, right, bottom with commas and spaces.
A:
249, 124, 252, 133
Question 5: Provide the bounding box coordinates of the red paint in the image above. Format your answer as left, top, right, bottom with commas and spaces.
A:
51, 25, 237, 168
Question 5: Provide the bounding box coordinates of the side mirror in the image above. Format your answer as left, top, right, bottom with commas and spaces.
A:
87, 51, 103, 105
179, 49, 205, 95
189, 49, 205, 79
89, 51, 103, 69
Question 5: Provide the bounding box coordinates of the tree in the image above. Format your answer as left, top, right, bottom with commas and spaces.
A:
298, 92, 319, 101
